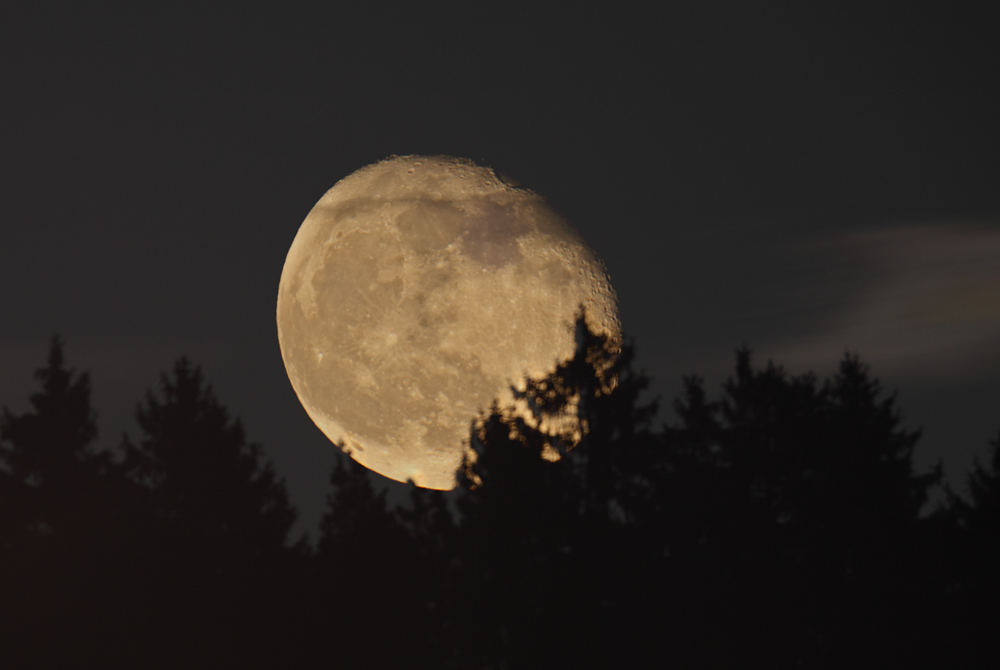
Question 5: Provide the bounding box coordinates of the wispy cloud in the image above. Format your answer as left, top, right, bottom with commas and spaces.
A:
762, 222, 1000, 382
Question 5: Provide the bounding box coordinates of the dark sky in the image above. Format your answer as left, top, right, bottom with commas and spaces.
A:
3, 3, 998, 536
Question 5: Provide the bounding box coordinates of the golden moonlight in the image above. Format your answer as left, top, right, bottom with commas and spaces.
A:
277, 156, 620, 489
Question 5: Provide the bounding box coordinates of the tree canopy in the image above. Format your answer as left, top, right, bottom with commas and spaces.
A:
1, 328, 997, 668
122, 357, 296, 567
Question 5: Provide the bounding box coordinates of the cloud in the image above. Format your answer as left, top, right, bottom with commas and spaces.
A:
761, 222, 1000, 383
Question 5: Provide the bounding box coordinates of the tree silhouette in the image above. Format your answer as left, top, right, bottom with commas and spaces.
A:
958, 432, 1000, 556
448, 315, 659, 668
0, 337, 146, 667
2, 330, 993, 667
947, 431, 1000, 663
0, 337, 107, 541
318, 451, 399, 557
119, 356, 297, 665
395, 481, 456, 663
444, 328, 951, 667
310, 450, 432, 669
122, 357, 296, 566
452, 405, 580, 668
661, 349, 947, 665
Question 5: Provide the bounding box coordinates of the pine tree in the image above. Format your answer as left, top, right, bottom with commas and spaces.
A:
122, 357, 296, 572
318, 450, 402, 560
666, 350, 939, 573
0, 337, 143, 667
313, 450, 426, 669
0, 336, 108, 544
395, 482, 456, 664
963, 433, 1000, 537
114, 357, 299, 665
662, 349, 945, 664
450, 314, 658, 668
953, 432, 1000, 604
818, 354, 938, 535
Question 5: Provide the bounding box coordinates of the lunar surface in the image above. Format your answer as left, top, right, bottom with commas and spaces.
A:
277, 155, 620, 489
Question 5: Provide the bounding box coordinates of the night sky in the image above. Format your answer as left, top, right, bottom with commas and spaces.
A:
3, 3, 998, 536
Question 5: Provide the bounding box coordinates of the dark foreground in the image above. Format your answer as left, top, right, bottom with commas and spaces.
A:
2, 326, 998, 668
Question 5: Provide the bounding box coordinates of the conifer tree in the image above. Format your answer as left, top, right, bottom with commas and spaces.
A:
0, 336, 108, 544
450, 314, 656, 668
954, 432, 1000, 601
122, 357, 295, 572
962, 433, 1000, 536
0, 338, 141, 667
663, 349, 945, 664
318, 450, 402, 560
110, 357, 300, 665
314, 450, 426, 669
666, 350, 939, 568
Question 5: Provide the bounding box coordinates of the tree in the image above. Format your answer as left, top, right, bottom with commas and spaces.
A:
395, 482, 456, 664
0, 336, 108, 544
0, 337, 145, 667
952, 431, 1000, 643
317, 449, 409, 572
961, 432, 1000, 541
665, 349, 939, 565
661, 349, 945, 665
449, 315, 659, 668
312, 450, 429, 669
117, 357, 297, 665
122, 357, 296, 568
818, 354, 939, 535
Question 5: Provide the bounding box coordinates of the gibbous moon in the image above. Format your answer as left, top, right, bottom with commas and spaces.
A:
277, 155, 620, 489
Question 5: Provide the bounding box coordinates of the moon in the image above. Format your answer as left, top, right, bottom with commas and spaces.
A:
277, 155, 620, 489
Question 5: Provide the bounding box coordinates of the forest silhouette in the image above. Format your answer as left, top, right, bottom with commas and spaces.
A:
1, 325, 998, 668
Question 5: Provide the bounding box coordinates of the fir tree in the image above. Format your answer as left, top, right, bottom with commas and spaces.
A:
114, 357, 299, 665
121, 357, 296, 571
450, 314, 657, 668
0, 337, 142, 667
953, 432, 1000, 601
963, 432, 1000, 536
318, 449, 402, 560
662, 349, 946, 664
0, 336, 109, 544
314, 450, 427, 669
